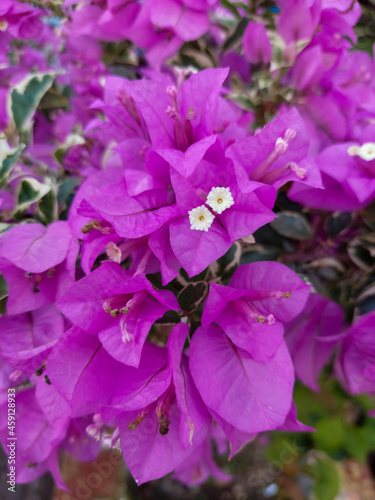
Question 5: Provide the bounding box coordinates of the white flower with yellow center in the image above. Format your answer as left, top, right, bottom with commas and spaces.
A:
189, 205, 215, 231
206, 187, 234, 214
359, 143, 375, 161
0, 21, 8, 32
348, 143, 375, 161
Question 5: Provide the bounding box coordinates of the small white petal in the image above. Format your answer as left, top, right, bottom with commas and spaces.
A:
188, 205, 215, 231
206, 187, 234, 214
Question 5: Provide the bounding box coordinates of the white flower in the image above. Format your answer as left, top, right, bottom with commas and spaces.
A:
359, 142, 375, 161
206, 186, 234, 214
189, 205, 215, 231
348, 143, 375, 161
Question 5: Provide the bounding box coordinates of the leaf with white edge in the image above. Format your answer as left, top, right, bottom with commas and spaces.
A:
240, 244, 282, 264
271, 211, 312, 240
0, 274, 8, 301
177, 281, 208, 313
356, 279, 375, 315
57, 179, 81, 205
223, 16, 248, 48
37, 189, 58, 224
54, 133, 85, 165
0, 223, 16, 235
0, 143, 24, 187
17, 177, 52, 211
325, 212, 352, 238
0, 271, 9, 315
155, 310, 181, 324
9, 73, 56, 132
348, 235, 375, 271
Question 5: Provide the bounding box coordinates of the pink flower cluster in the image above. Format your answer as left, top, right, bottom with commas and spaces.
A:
0, 0, 375, 491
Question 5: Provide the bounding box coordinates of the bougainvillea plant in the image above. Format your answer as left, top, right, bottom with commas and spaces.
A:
1, 0, 375, 497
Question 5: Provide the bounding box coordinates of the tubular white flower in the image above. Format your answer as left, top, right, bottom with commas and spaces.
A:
105, 242, 122, 263
189, 205, 215, 231
206, 187, 234, 214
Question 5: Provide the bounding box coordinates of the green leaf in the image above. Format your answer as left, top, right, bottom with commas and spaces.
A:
311, 457, 340, 500
57, 178, 81, 205
179, 267, 208, 283
54, 147, 65, 165
227, 93, 253, 111
270, 211, 313, 240
54, 133, 86, 166
0, 274, 8, 315
0, 144, 25, 187
17, 177, 51, 211
0, 274, 8, 301
265, 434, 307, 465
355, 279, 375, 316
362, 199, 375, 230
343, 424, 375, 462
38, 90, 69, 110
325, 212, 352, 238
216, 243, 241, 279
37, 188, 57, 224
177, 281, 208, 312
221, 0, 242, 20
0, 223, 16, 235
9, 73, 55, 131
223, 17, 249, 50
357, 294, 375, 316
293, 383, 326, 423
314, 416, 345, 453
348, 233, 375, 270
0, 297, 7, 315
240, 244, 282, 264
155, 310, 181, 324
